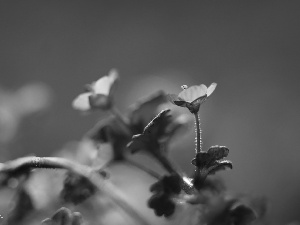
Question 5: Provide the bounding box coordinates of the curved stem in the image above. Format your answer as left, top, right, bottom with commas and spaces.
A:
0, 157, 151, 225
156, 153, 178, 175
126, 159, 161, 179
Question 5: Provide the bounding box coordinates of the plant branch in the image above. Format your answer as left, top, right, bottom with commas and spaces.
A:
0, 156, 151, 225
126, 159, 161, 179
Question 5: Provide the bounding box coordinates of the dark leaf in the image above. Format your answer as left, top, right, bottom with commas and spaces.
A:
60, 172, 96, 205
129, 91, 167, 130
148, 193, 175, 217
208, 160, 233, 175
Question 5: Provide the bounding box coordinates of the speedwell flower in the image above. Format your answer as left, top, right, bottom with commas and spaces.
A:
72, 69, 119, 111
168, 83, 217, 113
192, 146, 232, 189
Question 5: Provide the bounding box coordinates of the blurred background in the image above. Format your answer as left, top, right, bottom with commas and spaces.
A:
0, 1, 300, 224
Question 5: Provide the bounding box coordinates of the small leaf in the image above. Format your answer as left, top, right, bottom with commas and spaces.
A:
207, 83, 217, 97
208, 160, 233, 175
207, 146, 229, 161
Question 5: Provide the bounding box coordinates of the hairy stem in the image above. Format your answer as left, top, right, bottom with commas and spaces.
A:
0, 157, 150, 225
194, 112, 202, 153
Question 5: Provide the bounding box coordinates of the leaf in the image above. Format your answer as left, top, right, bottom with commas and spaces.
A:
207, 146, 229, 161
207, 160, 233, 175
129, 90, 167, 132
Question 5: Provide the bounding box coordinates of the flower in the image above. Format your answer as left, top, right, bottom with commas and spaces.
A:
148, 174, 181, 217
168, 83, 217, 113
72, 69, 119, 111
192, 146, 232, 188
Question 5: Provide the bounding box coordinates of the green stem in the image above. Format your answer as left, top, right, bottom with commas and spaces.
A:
0, 157, 151, 225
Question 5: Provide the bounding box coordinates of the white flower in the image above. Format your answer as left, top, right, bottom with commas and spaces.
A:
168, 83, 217, 113
72, 69, 119, 111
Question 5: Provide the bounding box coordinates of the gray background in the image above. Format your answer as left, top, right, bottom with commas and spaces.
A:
1, 1, 300, 224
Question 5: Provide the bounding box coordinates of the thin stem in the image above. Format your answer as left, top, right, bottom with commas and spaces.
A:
110, 106, 132, 136
126, 159, 161, 179
155, 153, 178, 175
0, 157, 151, 225
194, 112, 202, 153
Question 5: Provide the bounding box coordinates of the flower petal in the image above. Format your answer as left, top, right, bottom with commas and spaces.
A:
72, 93, 91, 111
93, 69, 119, 96
207, 83, 217, 97
178, 85, 207, 102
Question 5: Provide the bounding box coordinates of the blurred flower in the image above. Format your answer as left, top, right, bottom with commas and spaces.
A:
72, 69, 119, 111
192, 146, 232, 188
168, 83, 217, 113
0, 83, 52, 144
86, 91, 167, 160
148, 174, 181, 217
41, 207, 84, 225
